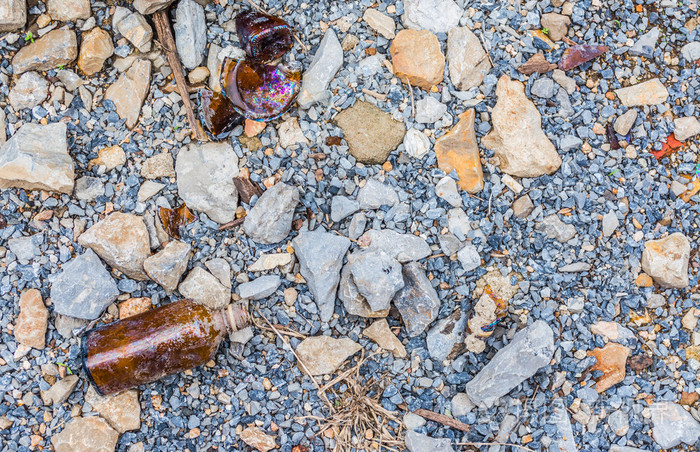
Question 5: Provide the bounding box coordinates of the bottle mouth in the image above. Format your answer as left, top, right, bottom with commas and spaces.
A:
224, 302, 250, 332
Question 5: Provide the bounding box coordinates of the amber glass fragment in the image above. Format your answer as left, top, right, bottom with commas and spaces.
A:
236, 9, 293, 63
159, 204, 196, 239
558, 45, 609, 70
221, 58, 301, 121
198, 89, 243, 140
82, 299, 249, 395
606, 124, 620, 150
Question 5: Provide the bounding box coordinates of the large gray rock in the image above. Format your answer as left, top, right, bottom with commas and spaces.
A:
357, 179, 399, 209
402, 0, 462, 34
0, 123, 74, 194
414, 96, 446, 124
78, 212, 151, 280
537, 214, 577, 243
0, 0, 26, 32
641, 232, 690, 288
426, 309, 467, 362
298, 29, 343, 108
238, 275, 281, 300
330, 196, 359, 222
12, 29, 77, 74
50, 249, 119, 320
338, 264, 390, 318
681, 41, 700, 62
133, 0, 174, 14
447, 27, 491, 91
393, 263, 440, 337
9, 71, 49, 110
482, 75, 561, 178
404, 430, 454, 452
293, 230, 350, 322
650, 401, 700, 449
174, 0, 206, 69
243, 183, 299, 244
51, 417, 119, 452
674, 116, 700, 141
359, 229, 431, 263
8, 233, 42, 263
178, 267, 230, 310
464, 320, 555, 408
628, 27, 659, 58
347, 250, 404, 312
176, 142, 239, 224
143, 240, 191, 293
295, 336, 361, 375
548, 399, 577, 452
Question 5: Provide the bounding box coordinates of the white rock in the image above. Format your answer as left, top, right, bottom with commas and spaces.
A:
681, 41, 700, 62
363, 9, 395, 39
650, 402, 700, 449
9, 71, 49, 110
447, 27, 491, 91
602, 211, 619, 237
641, 232, 690, 288
673, 116, 700, 141
298, 29, 343, 109
137, 180, 165, 202
357, 179, 399, 209
414, 96, 447, 124
174, 0, 206, 69
615, 79, 668, 107
435, 176, 462, 207
402, 0, 462, 34
403, 128, 431, 159
614, 109, 638, 136
457, 243, 480, 271
277, 117, 309, 148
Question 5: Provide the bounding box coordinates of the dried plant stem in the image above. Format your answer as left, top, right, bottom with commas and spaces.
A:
479, 33, 495, 67
405, 78, 415, 118
218, 217, 245, 231
455, 441, 536, 451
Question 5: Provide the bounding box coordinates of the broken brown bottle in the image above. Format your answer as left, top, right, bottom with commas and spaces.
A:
236, 8, 293, 63
198, 89, 244, 140
82, 299, 250, 396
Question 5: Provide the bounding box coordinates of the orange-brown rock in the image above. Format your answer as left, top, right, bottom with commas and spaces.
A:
390, 29, 444, 90
245, 119, 266, 137
680, 391, 699, 406
78, 27, 114, 76
119, 297, 151, 319
12, 29, 77, 74
14, 289, 48, 349
634, 273, 653, 287
587, 343, 630, 393
434, 109, 484, 193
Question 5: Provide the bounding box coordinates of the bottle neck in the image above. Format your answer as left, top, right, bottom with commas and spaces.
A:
219, 302, 251, 333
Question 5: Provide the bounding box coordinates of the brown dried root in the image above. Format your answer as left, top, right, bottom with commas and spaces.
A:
304, 352, 405, 452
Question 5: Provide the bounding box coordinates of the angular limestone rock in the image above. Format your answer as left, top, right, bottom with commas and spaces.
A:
41, 375, 79, 405
650, 401, 700, 449
402, 0, 462, 34
435, 109, 484, 193
363, 319, 406, 358
12, 29, 77, 74
243, 183, 299, 244
78, 28, 114, 76
9, 71, 49, 110
641, 232, 690, 288
143, 240, 191, 293
464, 320, 555, 407
426, 309, 467, 362
393, 263, 440, 337
297, 29, 343, 108
614, 79, 668, 107
78, 212, 151, 280
347, 250, 404, 312
390, 29, 445, 90
293, 230, 350, 322
359, 229, 431, 263
85, 386, 141, 433
447, 27, 491, 91
296, 336, 361, 375
178, 267, 230, 310
339, 265, 390, 318
51, 417, 119, 452
0, 123, 74, 194
0, 0, 26, 32
482, 76, 561, 178
47, 0, 90, 21
104, 58, 151, 129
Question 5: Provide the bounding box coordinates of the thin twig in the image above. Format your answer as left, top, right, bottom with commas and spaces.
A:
412, 408, 471, 433
455, 441, 536, 452
153, 10, 205, 141
251, 316, 306, 339
479, 32, 495, 67
362, 88, 387, 101
253, 306, 334, 411
405, 78, 415, 119
218, 217, 245, 230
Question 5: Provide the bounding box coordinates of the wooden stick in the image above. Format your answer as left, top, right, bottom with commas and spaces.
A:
455, 442, 535, 452
218, 217, 245, 230
398, 404, 470, 433
153, 10, 205, 141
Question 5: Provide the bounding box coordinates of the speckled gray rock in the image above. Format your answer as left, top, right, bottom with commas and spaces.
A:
338, 264, 389, 318
537, 214, 577, 243
681, 41, 700, 62
176, 142, 240, 224
347, 250, 404, 312
641, 232, 690, 288
602, 211, 619, 237
404, 430, 454, 452
51, 417, 119, 452
628, 27, 659, 58
0, 122, 74, 194
78, 212, 151, 280
457, 243, 480, 272
0, 0, 26, 32
435, 176, 462, 208
243, 183, 299, 244
238, 275, 281, 300
205, 258, 232, 288
50, 249, 119, 320
330, 196, 359, 222
348, 212, 366, 240
174, 0, 206, 69
11, 29, 77, 74
464, 320, 554, 407
614, 109, 638, 135
298, 29, 343, 108
393, 263, 440, 337
40, 375, 79, 405
357, 179, 399, 209
8, 234, 42, 263
75, 176, 106, 201
530, 77, 557, 98
650, 402, 700, 449
9, 71, 49, 110
293, 230, 351, 322
359, 229, 431, 263
115, 10, 153, 53
179, 267, 230, 310
447, 27, 491, 91
608, 409, 630, 436
144, 240, 191, 293
426, 309, 466, 362
414, 96, 446, 124
674, 116, 700, 141
402, 0, 462, 34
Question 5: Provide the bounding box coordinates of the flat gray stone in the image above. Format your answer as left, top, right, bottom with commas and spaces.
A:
457, 243, 480, 272
144, 240, 192, 293
537, 214, 576, 243
330, 196, 359, 222
404, 430, 454, 452
393, 262, 440, 337
558, 262, 591, 272
0, 0, 26, 32
298, 29, 343, 108
681, 41, 700, 62
293, 230, 351, 322
437, 233, 463, 257
133, 0, 174, 14
359, 229, 431, 263
614, 109, 638, 136
464, 320, 555, 407
9, 71, 49, 110
238, 275, 281, 300
347, 250, 404, 312
650, 401, 700, 449
426, 309, 467, 362
548, 399, 577, 452
552, 69, 576, 95
243, 183, 299, 244
174, 0, 206, 69
357, 179, 399, 209
674, 116, 700, 141
50, 249, 119, 320
8, 234, 42, 263
414, 96, 447, 124
628, 27, 659, 58
602, 210, 619, 237
530, 77, 557, 98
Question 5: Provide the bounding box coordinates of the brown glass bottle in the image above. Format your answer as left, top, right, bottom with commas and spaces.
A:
81, 299, 249, 396
235, 9, 293, 63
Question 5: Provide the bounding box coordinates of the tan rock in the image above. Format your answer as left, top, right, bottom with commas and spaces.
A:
144, 240, 192, 293
118, 297, 151, 319
447, 27, 491, 91
51, 417, 119, 452
178, 267, 230, 310
541, 13, 570, 41
390, 29, 444, 90
78, 28, 114, 76
14, 289, 47, 349
104, 58, 151, 129
517, 53, 557, 75
133, 0, 175, 15
78, 212, 151, 280
41, 375, 79, 405
363, 9, 395, 39
12, 29, 78, 75
0, 0, 27, 32
47, 0, 90, 21
187, 66, 209, 84
240, 426, 277, 452
85, 386, 141, 433
296, 336, 362, 375
140, 152, 175, 179
116, 11, 152, 53
641, 232, 690, 288
482, 75, 562, 177
363, 319, 406, 358
435, 109, 484, 193
90, 145, 126, 171
587, 343, 630, 393
0, 122, 75, 194
615, 79, 668, 107
277, 117, 309, 148
334, 101, 405, 165
249, 253, 292, 272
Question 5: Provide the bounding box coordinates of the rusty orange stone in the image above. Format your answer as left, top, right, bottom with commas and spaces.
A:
680, 391, 699, 406
382, 161, 393, 172
434, 109, 484, 193
245, 119, 267, 137
118, 297, 152, 319
587, 342, 630, 393
635, 273, 653, 287
390, 29, 445, 90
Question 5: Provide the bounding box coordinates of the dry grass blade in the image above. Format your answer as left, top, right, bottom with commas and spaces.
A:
455, 442, 536, 452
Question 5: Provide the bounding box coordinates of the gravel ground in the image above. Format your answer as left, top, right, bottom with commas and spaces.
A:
1, 0, 699, 451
